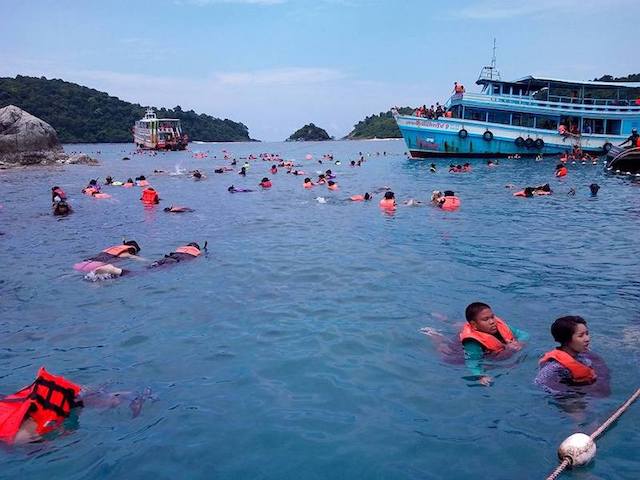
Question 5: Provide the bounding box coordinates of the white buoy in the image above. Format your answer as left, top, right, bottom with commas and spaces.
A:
557, 433, 596, 467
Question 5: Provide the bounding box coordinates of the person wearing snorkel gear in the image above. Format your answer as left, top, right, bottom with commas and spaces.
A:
148, 242, 204, 268
73, 240, 144, 273
164, 206, 195, 213
53, 200, 72, 216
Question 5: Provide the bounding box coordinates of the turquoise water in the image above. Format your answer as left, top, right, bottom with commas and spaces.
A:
1, 140, 639, 479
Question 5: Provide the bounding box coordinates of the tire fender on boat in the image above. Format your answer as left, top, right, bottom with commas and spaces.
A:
525, 138, 534, 148
483, 130, 493, 141
602, 142, 613, 153
515, 137, 525, 147
535, 138, 544, 149
458, 129, 468, 139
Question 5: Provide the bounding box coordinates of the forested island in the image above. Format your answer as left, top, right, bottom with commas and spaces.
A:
287, 123, 332, 141
346, 107, 414, 139
0, 76, 252, 143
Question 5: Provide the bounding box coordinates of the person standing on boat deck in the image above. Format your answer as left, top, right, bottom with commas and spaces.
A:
619, 128, 639, 148
453, 82, 465, 94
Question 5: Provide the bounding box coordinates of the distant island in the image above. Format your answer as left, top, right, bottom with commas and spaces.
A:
0, 75, 252, 143
346, 107, 414, 139
287, 123, 332, 141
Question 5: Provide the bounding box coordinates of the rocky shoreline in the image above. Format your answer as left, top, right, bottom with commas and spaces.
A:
0, 105, 98, 168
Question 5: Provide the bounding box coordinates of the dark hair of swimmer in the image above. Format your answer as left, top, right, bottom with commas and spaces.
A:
350, 160, 356, 165
465, 302, 491, 322
228, 185, 235, 192
590, 183, 600, 195
139, 175, 146, 180
325, 169, 332, 175
551, 316, 587, 345
52, 186, 60, 191
89, 179, 97, 186
261, 177, 269, 182
127, 178, 134, 183
328, 180, 335, 186
186, 242, 201, 250
364, 193, 371, 200
444, 190, 455, 197
541, 183, 551, 192
304, 177, 311, 183
318, 174, 325, 179
384, 191, 395, 199
163, 207, 172, 212
556, 164, 563, 169
123, 240, 141, 254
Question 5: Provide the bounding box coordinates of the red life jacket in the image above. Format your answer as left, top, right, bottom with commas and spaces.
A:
539, 349, 597, 384
556, 167, 568, 177
174, 245, 201, 257
102, 244, 135, 256
459, 317, 515, 352
260, 181, 272, 188
141, 188, 159, 204
441, 196, 461, 210
0, 367, 82, 444
53, 188, 66, 199
379, 198, 396, 209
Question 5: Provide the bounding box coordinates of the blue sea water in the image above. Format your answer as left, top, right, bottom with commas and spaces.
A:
1, 140, 639, 479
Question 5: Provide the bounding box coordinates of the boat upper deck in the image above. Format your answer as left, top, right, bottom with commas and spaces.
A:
454, 75, 640, 116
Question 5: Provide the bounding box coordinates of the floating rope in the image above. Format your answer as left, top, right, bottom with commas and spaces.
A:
545, 387, 640, 480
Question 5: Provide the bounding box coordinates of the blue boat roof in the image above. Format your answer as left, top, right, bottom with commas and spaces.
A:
478, 75, 640, 90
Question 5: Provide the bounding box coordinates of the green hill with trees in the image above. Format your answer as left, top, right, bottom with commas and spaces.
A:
287, 123, 332, 141
346, 107, 414, 139
0, 75, 252, 143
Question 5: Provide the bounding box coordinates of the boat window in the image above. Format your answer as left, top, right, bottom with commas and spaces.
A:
449, 105, 463, 118
487, 110, 511, 125
592, 118, 605, 134
511, 112, 534, 128
492, 85, 500, 96
463, 107, 487, 122
606, 119, 621, 135
535, 115, 558, 131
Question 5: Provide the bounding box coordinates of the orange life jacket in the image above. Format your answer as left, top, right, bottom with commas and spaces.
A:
459, 317, 515, 352
513, 190, 527, 197
260, 181, 272, 188
327, 184, 338, 191
174, 245, 201, 257
539, 349, 597, 384
0, 367, 82, 444
303, 182, 314, 189
103, 244, 135, 256
441, 196, 461, 210
83, 187, 98, 196
137, 180, 149, 187
141, 188, 159, 204
350, 194, 365, 201
379, 198, 396, 209
556, 167, 568, 177
636, 137, 640, 148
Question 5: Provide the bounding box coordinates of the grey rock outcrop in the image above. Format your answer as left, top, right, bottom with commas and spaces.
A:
0, 105, 97, 166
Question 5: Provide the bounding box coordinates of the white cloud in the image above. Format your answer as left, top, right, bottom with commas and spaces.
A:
215, 67, 347, 86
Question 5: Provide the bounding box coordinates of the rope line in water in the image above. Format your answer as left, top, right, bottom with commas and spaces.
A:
545, 387, 640, 480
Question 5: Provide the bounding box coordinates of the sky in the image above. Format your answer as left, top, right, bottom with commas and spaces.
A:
1, 0, 638, 141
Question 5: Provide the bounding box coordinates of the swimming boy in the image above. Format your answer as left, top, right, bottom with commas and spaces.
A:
460, 302, 528, 385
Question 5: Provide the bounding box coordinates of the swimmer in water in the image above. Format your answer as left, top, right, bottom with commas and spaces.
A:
239, 167, 247, 176
51, 186, 67, 202
430, 163, 436, 173
589, 183, 600, 196
163, 206, 195, 213
460, 302, 529, 386
0, 367, 153, 444
227, 185, 254, 193
535, 316, 610, 397
73, 240, 144, 274
192, 170, 204, 180
148, 242, 204, 268
259, 177, 272, 188
53, 200, 72, 216
431, 190, 445, 206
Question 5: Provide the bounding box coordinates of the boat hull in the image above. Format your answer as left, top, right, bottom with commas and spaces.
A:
395, 115, 622, 158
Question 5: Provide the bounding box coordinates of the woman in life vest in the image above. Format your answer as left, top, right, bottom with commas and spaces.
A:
350, 193, 371, 202
535, 316, 609, 396
379, 191, 397, 210
141, 187, 159, 204
327, 180, 338, 191
303, 178, 314, 189
270, 165, 278, 174
460, 302, 528, 386
73, 240, 142, 272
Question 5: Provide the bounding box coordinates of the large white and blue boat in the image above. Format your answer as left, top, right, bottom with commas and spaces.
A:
395, 66, 640, 158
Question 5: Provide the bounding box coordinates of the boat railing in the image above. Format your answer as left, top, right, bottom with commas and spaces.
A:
456, 92, 640, 114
